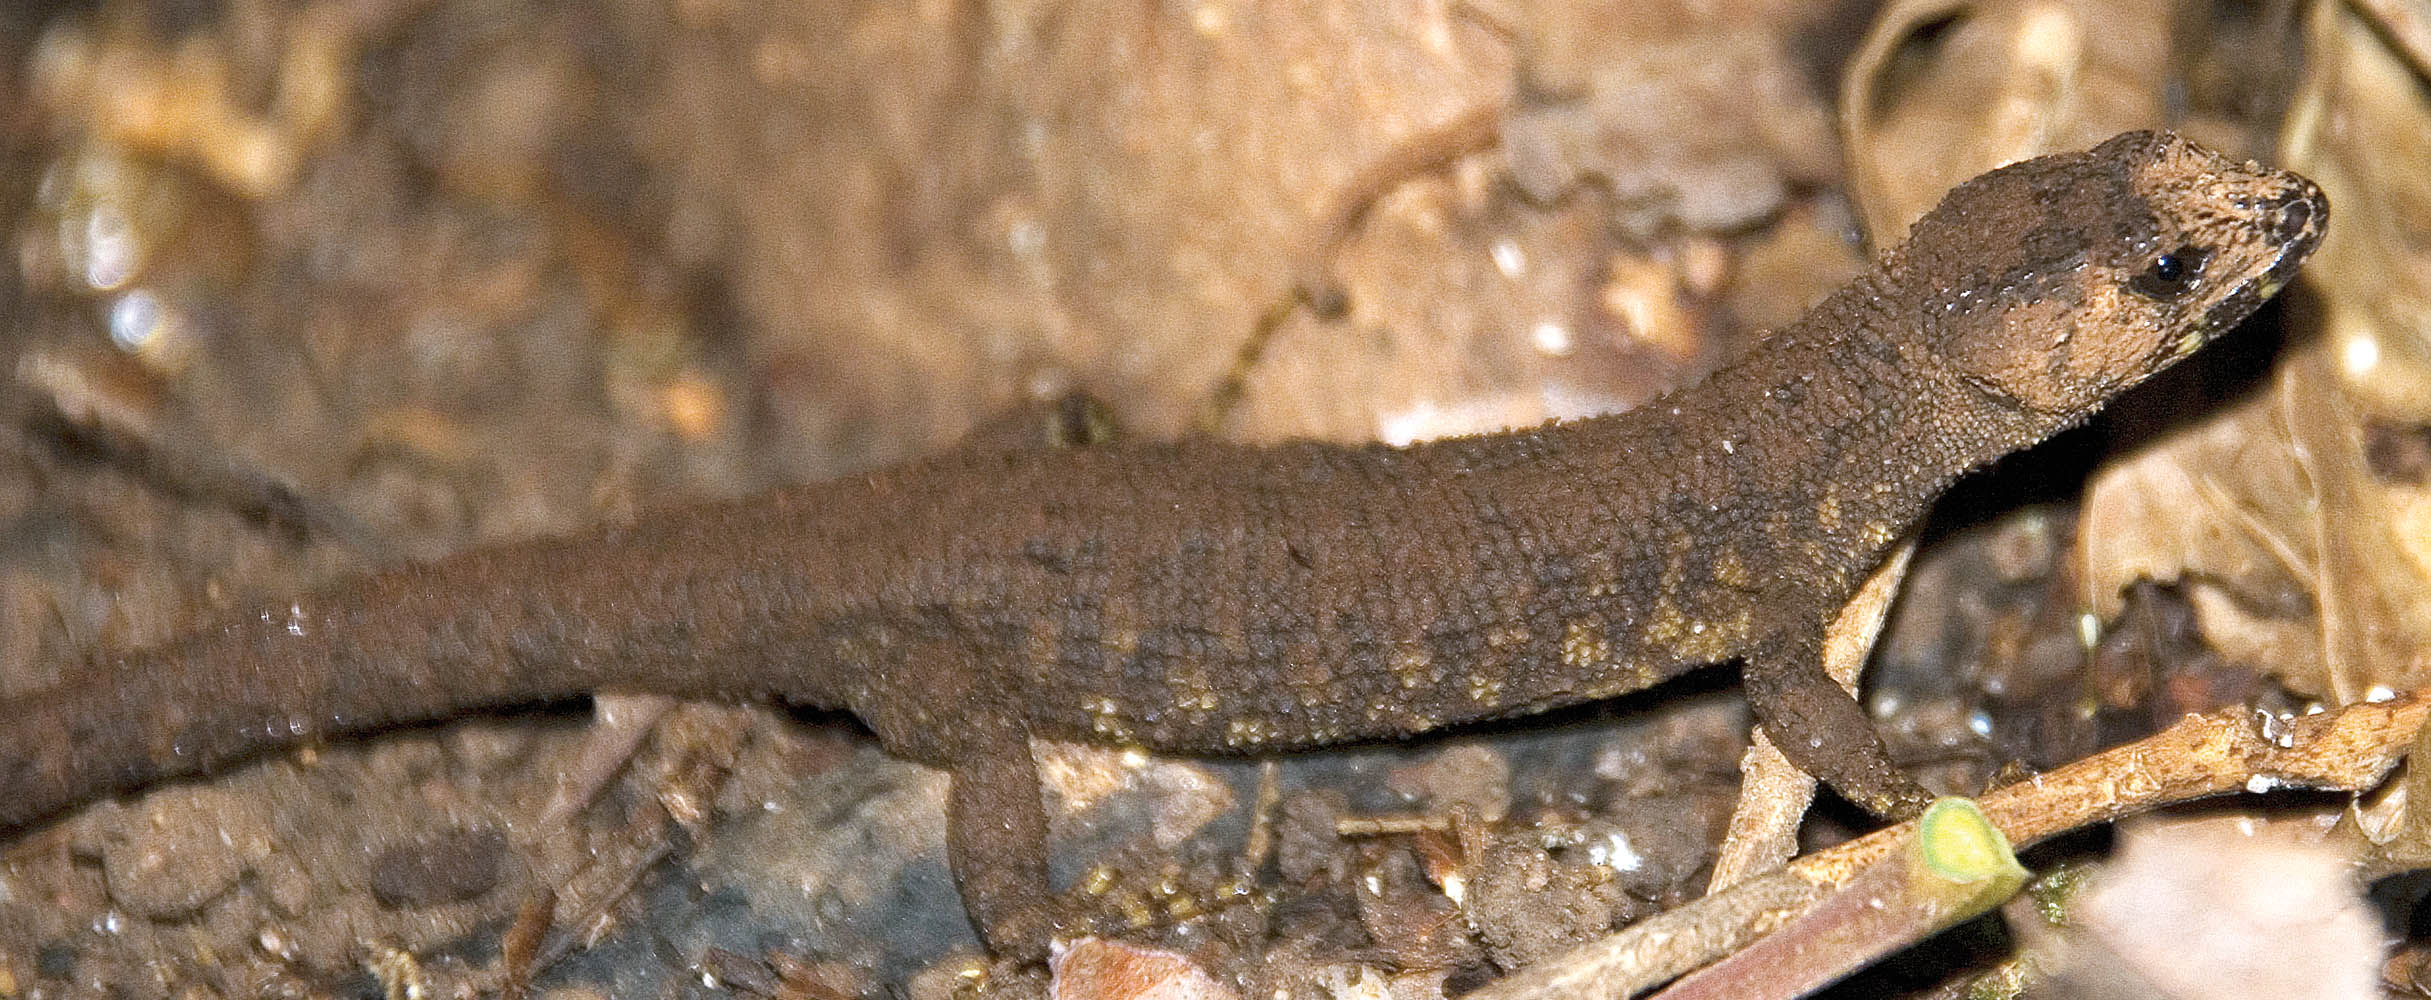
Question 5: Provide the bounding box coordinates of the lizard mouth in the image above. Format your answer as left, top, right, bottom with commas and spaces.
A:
2254, 178, 2328, 289
2187, 175, 2328, 354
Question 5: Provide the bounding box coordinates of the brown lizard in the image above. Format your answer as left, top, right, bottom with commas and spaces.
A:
0, 131, 2324, 958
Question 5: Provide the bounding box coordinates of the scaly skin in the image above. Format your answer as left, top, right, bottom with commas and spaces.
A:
0, 131, 2324, 958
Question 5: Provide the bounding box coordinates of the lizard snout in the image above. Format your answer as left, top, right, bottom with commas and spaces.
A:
2264, 178, 2326, 250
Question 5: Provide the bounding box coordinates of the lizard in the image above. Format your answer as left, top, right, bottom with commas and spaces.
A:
0, 131, 2324, 958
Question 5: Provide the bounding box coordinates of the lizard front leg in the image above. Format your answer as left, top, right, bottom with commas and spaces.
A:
1741, 627, 1934, 820
934, 392, 1117, 959
944, 722, 1058, 960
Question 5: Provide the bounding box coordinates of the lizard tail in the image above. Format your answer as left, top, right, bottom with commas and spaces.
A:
0, 521, 834, 832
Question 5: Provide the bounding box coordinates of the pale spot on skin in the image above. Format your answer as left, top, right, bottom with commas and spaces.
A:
1562, 620, 1611, 669
1612, 656, 1661, 692
1669, 609, 1755, 664
1711, 549, 1752, 590
1225, 718, 1274, 748
1466, 674, 1505, 703
1639, 601, 1689, 647
1168, 665, 1221, 715
1084, 696, 1135, 742
1673, 622, 1722, 663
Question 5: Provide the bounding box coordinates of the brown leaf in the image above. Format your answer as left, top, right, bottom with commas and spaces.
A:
2080, 0, 2431, 702
2023, 816, 2381, 1000
1050, 938, 1242, 1000
1840, 0, 2174, 239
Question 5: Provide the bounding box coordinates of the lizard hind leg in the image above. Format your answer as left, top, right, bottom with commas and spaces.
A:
944, 723, 1059, 961
1741, 628, 1935, 821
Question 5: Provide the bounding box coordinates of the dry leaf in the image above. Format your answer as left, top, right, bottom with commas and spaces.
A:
1840, 0, 2173, 238
2022, 816, 2381, 1000
1050, 938, 1242, 1000
2079, 0, 2431, 702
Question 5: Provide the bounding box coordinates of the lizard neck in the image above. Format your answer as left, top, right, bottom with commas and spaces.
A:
1563, 270, 2048, 616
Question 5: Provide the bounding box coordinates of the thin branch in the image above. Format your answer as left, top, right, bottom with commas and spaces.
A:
1655, 799, 2026, 1000
1467, 692, 2428, 1000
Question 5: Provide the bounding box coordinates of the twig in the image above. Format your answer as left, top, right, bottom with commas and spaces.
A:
1654, 799, 2025, 1000
1467, 692, 2427, 1000
1197, 104, 1503, 430
1796, 690, 2426, 884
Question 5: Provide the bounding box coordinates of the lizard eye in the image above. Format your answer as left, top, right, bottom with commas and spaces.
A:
2130, 246, 2209, 299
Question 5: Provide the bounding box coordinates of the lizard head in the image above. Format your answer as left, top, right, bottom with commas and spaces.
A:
1900, 130, 2326, 419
